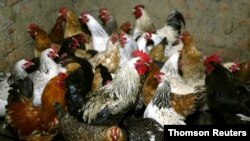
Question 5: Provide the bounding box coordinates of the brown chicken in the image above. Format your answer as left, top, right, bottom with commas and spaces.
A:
179, 31, 205, 87
142, 62, 160, 106
149, 37, 168, 63
54, 102, 126, 141
48, 15, 65, 44
28, 23, 52, 57
88, 32, 120, 73
120, 21, 132, 34
223, 61, 250, 83
6, 73, 67, 141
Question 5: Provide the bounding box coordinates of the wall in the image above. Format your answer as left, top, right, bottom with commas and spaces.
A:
0, 0, 249, 71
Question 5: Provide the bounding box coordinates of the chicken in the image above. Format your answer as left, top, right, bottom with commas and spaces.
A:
59, 7, 84, 39
133, 4, 156, 36
62, 56, 94, 120
48, 15, 65, 44
29, 45, 66, 107
204, 54, 250, 124
28, 23, 52, 57
142, 62, 160, 106
79, 11, 109, 52
149, 37, 168, 63
119, 21, 132, 34
160, 51, 206, 117
6, 73, 67, 141
223, 61, 250, 83
157, 10, 185, 45
54, 102, 126, 141
80, 50, 151, 125
123, 117, 163, 141
88, 32, 120, 73
144, 73, 186, 125
0, 59, 33, 117
118, 32, 139, 68
179, 31, 206, 87
92, 64, 113, 92
99, 8, 118, 35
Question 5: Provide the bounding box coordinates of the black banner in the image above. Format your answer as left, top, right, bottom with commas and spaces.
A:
164, 125, 250, 140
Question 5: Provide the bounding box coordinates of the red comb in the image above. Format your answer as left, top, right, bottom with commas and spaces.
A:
50, 44, 59, 53
132, 50, 151, 63
80, 11, 89, 17
134, 4, 145, 9
58, 72, 67, 79
59, 7, 67, 13
204, 53, 222, 65
28, 23, 39, 29
99, 8, 108, 14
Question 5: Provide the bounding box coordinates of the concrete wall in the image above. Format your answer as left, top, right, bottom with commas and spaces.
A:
0, 0, 249, 71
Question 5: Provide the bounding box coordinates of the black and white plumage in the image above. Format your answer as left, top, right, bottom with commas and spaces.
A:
144, 74, 186, 125
29, 47, 66, 107
81, 56, 148, 124
0, 59, 33, 117
157, 10, 185, 45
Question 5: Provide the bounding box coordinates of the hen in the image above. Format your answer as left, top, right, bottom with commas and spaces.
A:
28, 23, 52, 57
0, 59, 33, 117
99, 8, 118, 35
79, 11, 109, 52
88, 32, 120, 73
179, 31, 205, 87
54, 102, 126, 141
144, 73, 186, 125
81, 50, 151, 125
204, 54, 250, 124
29, 45, 66, 107
6, 73, 67, 141
123, 117, 163, 141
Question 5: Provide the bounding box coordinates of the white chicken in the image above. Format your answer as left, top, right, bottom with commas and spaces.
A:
29, 45, 66, 106
79, 11, 109, 52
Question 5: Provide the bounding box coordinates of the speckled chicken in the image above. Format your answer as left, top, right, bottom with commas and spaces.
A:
54, 102, 127, 141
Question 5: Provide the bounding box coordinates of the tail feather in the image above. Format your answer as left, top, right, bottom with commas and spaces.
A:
167, 10, 185, 34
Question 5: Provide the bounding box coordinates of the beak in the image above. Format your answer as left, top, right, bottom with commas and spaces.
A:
58, 13, 62, 17
79, 15, 82, 19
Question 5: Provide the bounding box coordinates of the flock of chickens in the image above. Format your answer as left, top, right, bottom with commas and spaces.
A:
0, 4, 250, 141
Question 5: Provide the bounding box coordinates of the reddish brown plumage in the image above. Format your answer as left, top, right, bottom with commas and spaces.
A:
6, 73, 67, 140
142, 62, 160, 106
48, 15, 65, 44
170, 93, 198, 117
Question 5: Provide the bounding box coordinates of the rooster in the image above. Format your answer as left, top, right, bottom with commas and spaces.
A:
79, 11, 109, 52
63, 57, 94, 121
204, 54, 250, 124
157, 10, 185, 45
0, 59, 33, 117
54, 102, 126, 141
99, 8, 118, 35
80, 50, 151, 125
133, 4, 156, 37
29, 45, 66, 107
6, 73, 67, 141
